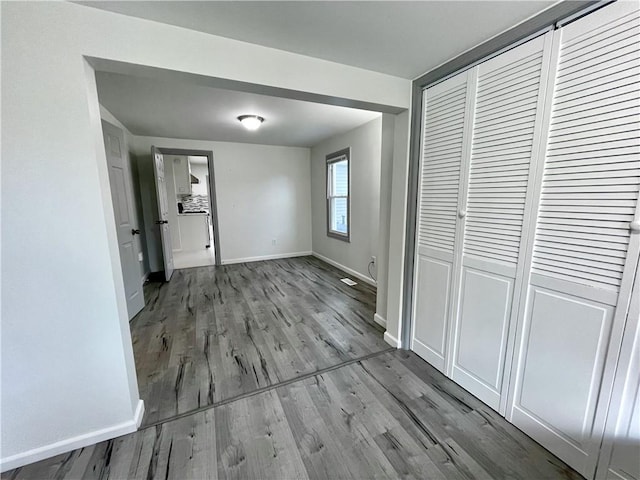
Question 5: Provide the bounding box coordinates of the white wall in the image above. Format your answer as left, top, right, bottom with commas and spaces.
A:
384, 111, 411, 347
374, 114, 397, 326
1, 1, 409, 470
131, 136, 312, 264
311, 117, 382, 283
2, 51, 142, 473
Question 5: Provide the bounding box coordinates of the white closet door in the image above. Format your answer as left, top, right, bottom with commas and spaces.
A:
449, 34, 553, 412
508, 2, 640, 477
596, 262, 639, 480
411, 72, 474, 372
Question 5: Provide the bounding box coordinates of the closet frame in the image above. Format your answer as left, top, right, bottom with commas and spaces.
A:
402, 1, 639, 478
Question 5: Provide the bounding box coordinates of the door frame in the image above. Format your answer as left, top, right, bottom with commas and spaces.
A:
154, 147, 222, 266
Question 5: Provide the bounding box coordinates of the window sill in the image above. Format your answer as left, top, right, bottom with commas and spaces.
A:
327, 231, 350, 243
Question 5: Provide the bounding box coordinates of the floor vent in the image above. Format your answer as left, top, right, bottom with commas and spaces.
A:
340, 278, 357, 286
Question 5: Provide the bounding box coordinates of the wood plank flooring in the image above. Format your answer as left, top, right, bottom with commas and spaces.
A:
4, 350, 583, 480
3, 257, 583, 479
134, 256, 387, 426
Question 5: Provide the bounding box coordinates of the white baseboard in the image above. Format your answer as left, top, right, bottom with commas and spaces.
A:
0, 399, 145, 473
374, 313, 387, 328
134, 399, 145, 428
384, 331, 399, 348
221, 251, 312, 265
312, 252, 377, 287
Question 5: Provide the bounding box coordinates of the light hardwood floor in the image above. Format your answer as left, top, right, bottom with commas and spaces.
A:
3, 257, 583, 479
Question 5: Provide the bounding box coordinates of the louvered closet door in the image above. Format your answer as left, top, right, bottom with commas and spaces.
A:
448, 34, 553, 413
411, 72, 473, 372
508, 2, 640, 477
595, 260, 639, 480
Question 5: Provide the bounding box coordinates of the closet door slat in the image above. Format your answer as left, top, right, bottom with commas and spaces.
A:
508, 3, 640, 478
447, 34, 551, 414
464, 47, 544, 264
412, 72, 474, 373
532, 41, 640, 289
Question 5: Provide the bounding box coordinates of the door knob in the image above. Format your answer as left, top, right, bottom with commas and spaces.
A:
458, 210, 467, 218
630, 220, 640, 233
155, 220, 169, 225
131, 229, 141, 235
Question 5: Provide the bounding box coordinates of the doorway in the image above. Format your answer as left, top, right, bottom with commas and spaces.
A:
153, 147, 221, 270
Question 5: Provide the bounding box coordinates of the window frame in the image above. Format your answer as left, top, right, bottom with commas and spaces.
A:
326, 148, 351, 242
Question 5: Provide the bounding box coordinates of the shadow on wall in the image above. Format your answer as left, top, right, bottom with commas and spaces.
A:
134, 153, 164, 274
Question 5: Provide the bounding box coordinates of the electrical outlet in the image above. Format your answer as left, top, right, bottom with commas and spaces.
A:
272, 239, 277, 246
370, 256, 376, 265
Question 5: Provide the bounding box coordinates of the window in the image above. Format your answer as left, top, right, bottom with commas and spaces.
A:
326, 148, 350, 241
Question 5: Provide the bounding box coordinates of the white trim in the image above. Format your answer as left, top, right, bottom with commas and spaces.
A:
221, 251, 312, 265
384, 331, 399, 348
412, 337, 446, 373
0, 400, 145, 472
374, 313, 387, 328
133, 399, 145, 428
312, 252, 377, 287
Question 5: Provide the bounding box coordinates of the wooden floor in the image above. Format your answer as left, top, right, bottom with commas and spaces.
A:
3, 257, 583, 479
134, 256, 388, 426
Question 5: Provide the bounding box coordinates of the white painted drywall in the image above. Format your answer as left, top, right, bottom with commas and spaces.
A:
1, 1, 408, 469
375, 114, 397, 325
1, 57, 141, 470
384, 111, 411, 346
66, 2, 409, 109
310, 117, 383, 282
131, 136, 312, 264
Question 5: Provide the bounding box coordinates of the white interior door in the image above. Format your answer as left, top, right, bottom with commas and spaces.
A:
102, 121, 145, 319
151, 147, 175, 281
507, 2, 640, 477
411, 71, 474, 372
449, 34, 553, 413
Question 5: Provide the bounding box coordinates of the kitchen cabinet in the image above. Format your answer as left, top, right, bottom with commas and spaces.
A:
176, 213, 209, 251
173, 157, 191, 195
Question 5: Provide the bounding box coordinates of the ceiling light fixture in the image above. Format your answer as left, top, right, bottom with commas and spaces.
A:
237, 115, 264, 131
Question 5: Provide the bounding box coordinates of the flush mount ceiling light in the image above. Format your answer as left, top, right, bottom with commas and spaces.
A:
237, 115, 264, 131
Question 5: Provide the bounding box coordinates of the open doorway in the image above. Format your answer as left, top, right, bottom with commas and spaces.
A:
93, 64, 394, 429
153, 147, 221, 271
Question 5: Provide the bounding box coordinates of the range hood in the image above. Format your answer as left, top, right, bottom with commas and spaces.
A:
190, 174, 199, 184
